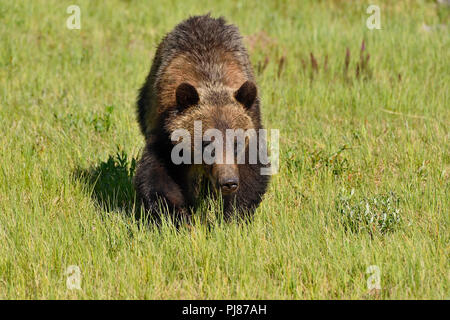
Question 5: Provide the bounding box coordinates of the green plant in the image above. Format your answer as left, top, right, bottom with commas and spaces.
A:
336, 189, 402, 236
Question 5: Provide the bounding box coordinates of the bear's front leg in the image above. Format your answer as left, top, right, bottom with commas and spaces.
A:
134, 144, 188, 221
222, 163, 270, 221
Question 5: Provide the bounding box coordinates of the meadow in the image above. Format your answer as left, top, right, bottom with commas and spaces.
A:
0, 0, 448, 299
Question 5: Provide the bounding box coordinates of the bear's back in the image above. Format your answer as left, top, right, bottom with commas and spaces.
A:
137, 14, 255, 137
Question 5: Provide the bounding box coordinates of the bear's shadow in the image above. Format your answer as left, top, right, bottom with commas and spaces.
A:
74, 151, 241, 226
74, 151, 139, 218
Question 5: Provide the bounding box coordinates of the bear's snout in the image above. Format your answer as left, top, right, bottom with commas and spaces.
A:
220, 177, 239, 194
212, 163, 240, 195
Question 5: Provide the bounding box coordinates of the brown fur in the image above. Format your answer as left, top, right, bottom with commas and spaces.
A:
165, 102, 254, 134
134, 15, 270, 221
219, 51, 248, 89
157, 54, 202, 113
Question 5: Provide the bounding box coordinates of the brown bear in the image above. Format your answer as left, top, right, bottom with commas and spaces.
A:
134, 14, 270, 221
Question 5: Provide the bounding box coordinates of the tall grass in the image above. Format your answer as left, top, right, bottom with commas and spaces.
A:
0, 0, 448, 299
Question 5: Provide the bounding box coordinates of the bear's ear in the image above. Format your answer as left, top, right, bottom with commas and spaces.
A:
234, 81, 257, 109
176, 83, 199, 111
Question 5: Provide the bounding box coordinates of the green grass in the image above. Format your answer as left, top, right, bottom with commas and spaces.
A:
0, 0, 448, 299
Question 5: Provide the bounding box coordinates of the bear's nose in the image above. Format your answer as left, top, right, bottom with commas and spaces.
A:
220, 179, 239, 194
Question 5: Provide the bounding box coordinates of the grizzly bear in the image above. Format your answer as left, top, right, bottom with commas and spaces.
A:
134, 14, 270, 221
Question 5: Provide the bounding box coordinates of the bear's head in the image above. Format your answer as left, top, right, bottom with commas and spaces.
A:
167, 81, 258, 195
